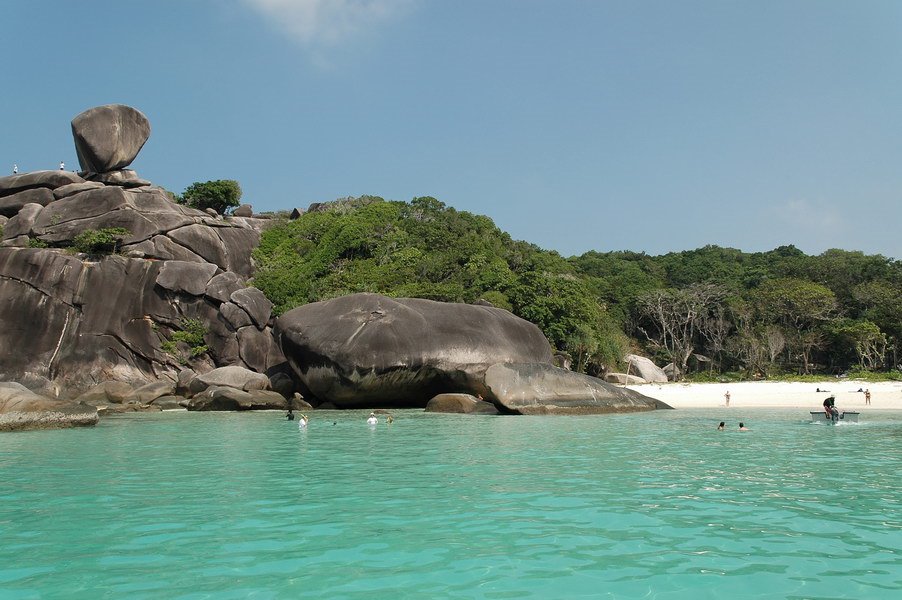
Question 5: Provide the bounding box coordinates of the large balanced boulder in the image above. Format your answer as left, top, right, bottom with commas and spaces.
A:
484, 363, 669, 415
276, 293, 552, 407
0, 382, 99, 431
426, 393, 499, 415
71, 104, 151, 173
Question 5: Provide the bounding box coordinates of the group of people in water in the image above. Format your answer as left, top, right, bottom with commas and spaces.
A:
717, 421, 749, 431
286, 409, 393, 428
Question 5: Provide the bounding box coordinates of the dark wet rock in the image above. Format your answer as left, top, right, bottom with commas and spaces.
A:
275, 293, 553, 408
233, 204, 253, 217
269, 372, 296, 398
230, 288, 272, 330
155, 261, 219, 296
289, 208, 303, 220
0, 187, 54, 217
484, 363, 669, 415
71, 104, 150, 173
0, 382, 98, 431
0, 170, 84, 197
426, 393, 499, 414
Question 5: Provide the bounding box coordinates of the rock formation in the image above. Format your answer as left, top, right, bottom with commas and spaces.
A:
276, 293, 668, 413
275, 293, 553, 407
0, 382, 98, 431
0, 105, 285, 399
486, 363, 669, 415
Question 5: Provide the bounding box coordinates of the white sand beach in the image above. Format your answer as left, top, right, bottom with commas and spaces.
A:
625, 380, 902, 410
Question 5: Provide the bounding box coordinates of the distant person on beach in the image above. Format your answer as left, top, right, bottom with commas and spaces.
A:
739, 422, 749, 431
717, 422, 725, 430
724, 390, 730, 407
823, 396, 839, 422
865, 389, 871, 405
12, 164, 17, 174
367, 412, 378, 425
286, 408, 294, 420
59, 161, 65, 170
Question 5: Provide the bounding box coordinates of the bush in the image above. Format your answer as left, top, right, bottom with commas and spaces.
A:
161, 318, 209, 363
71, 228, 130, 254
182, 180, 242, 214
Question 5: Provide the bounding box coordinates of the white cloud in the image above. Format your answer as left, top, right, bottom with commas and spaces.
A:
242, 0, 416, 48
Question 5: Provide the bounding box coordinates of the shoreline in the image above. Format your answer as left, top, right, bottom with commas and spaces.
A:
626, 380, 902, 410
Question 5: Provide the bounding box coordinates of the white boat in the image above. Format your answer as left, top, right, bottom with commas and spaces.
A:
810, 411, 859, 423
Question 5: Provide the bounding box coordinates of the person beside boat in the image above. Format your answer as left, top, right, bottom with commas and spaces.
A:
823, 396, 839, 422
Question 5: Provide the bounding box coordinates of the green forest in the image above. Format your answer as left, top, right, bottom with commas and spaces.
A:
252, 196, 902, 381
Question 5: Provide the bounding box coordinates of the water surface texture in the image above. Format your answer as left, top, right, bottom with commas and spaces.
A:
1, 409, 900, 599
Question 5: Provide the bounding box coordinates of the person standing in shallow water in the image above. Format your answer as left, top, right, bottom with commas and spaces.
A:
717, 422, 725, 430
286, 408, 294, 420
366, 412, 378, 425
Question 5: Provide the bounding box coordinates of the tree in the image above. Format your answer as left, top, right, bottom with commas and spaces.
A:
752, 278, 837, 373
634, 283, 726, 378
181, 180, 242, 214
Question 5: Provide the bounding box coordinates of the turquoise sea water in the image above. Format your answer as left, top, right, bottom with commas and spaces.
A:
1, 409, 900, 599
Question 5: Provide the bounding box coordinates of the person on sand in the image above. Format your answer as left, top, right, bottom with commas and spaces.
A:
717, 422, 725, 431
739, 422, 749, 431
865, 389, 871, 405
366, 412, 378, 425
823, 396, 839, 422
724, 390, 730, 407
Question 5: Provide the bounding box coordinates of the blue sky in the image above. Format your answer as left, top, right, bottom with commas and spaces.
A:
3, 1, 901, 260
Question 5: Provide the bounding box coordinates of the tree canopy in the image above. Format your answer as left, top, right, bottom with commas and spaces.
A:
180, 180, 242, 214
253, 195, 902, 379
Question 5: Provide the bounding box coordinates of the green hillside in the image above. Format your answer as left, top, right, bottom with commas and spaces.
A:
252, 196, 901, 379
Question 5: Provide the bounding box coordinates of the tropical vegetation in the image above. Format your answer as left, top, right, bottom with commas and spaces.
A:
252, 196, 901, 380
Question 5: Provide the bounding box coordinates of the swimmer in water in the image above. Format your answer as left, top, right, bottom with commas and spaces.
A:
387, 415, 394, 424
298, 414, 308, 428
286, 408, 295, 421
366, 412, 378, 425
739, 422, 749, 431
717, 421, 725, 430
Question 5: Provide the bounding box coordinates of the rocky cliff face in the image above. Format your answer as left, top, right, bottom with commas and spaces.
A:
0, 105, 283, 398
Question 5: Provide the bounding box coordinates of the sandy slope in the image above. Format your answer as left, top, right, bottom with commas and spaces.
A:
625, 380, 902, 410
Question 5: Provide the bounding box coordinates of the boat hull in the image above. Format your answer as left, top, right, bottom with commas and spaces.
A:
810, 411, 859, 423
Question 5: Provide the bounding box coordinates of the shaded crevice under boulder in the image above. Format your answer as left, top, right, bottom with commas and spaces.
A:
425, 393, 499, 415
